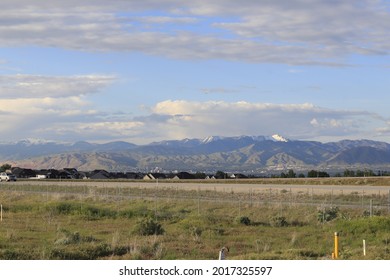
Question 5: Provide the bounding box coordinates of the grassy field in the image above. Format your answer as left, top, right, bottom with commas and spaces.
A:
0, 181, 389, 260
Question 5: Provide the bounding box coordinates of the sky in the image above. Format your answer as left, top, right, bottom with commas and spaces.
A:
0, 0, 389, 144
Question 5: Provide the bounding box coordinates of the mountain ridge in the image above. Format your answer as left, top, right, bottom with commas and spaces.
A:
2, 135, 390, 173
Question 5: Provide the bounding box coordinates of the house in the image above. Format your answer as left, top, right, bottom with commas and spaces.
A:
109, 172, 128, 179
11, 167, 36, 178
233, 173, 248, 179
126, 172, 144, 179
36, 169, 60, 179
88, 170, 111, 180
63, 168, 81, 179
143, 173, 155, 180
175, 172, 196, 180
90, 172, 110, 180
58, 169, 74, 179
143, 173, 166, 180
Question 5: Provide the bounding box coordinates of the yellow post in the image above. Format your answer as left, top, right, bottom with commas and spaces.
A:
334, 232, 339, 259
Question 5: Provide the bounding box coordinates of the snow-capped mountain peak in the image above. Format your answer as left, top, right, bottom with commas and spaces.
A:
271, 134, 289, 142
17, 138, 56, 146
201, 136, 222, 144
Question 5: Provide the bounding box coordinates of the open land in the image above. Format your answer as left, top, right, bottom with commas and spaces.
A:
0, 177, 390, 260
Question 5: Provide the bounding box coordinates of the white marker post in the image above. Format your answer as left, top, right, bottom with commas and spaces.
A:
1, 204, 2, 222
218, 250, 224, 260
218, 247, 229, 260
363, 240, 366, 257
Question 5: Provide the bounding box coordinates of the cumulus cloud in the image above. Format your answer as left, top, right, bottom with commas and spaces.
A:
34, 120, 145, 143
0, 74, 116, 141
376, 121, 390, 137
0, 0, 388, 65
0, 97, 386, 143
0, 1, 388, 143
126, 100, 386, 143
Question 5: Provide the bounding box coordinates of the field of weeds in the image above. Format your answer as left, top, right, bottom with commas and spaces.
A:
0, 183, 389, 260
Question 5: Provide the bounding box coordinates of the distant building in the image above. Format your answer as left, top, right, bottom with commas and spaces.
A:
143, 173, 155, 180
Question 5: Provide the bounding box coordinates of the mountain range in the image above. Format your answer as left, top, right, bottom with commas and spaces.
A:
2, 135, 390, 173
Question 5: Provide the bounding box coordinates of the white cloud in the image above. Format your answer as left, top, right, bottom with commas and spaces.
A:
0, 73, 116, 142
133, 100, 383, 143
0, 74, 115, 98
0, 0, 388, 65
0, 1, 388, 143
132, 16, 198, 25
376, 121, 390, 137
0, 97, 386, 143
35, 120, 146, 143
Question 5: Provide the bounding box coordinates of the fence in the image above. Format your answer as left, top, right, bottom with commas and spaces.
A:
1, 181, 390, 213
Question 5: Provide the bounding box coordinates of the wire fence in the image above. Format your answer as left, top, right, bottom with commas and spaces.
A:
1, 181, 390, 213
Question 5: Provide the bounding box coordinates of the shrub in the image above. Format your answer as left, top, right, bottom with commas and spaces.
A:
134, 217, 164, 236
55, 229, 97, 245
190, 226, 203, 241
317, 207, 339, 223
270, 216, 289, 227
55, 203, 76, 215
338, 216, 390, 235
51, 243, 113, 260
363, 209, 382, 217
0, 249, 34, 260
236, 216, 251, 226
82, 206, 117, 220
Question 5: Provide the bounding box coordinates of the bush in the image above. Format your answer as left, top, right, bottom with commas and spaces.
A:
270, 216, 289, 227
51, 243, 113, 260
317, 207, 339, 223
190, 226, 203, 241
54, 203, 76, 215
236, 216, 251, 225
55, 229, 97, 245
338, 216, 390, 235
190, 226, 203, 237
134, 217, 165, 236
363, 209, 382, 217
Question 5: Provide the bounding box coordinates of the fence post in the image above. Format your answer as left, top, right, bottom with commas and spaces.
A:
370, 199, 373, 217
331, 188, 333, 206
197, 186, 200, 215
250, 188, 253, 207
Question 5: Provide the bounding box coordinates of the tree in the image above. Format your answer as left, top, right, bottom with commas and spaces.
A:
280, 169, 296, 178
307, 170, 318, 178
0, 164, 12, 172
318, 171, 330, 177
215, 171, 227, 179
287, 169, 296, 178
308, 170, 329, 178
344, 169, 355, 177
194, 172, 207, 179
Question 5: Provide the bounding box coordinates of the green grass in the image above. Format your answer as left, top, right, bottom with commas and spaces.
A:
0, 189, 389, 260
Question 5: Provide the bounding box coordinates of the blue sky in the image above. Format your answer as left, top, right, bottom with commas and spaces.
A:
0, 0, 389, 144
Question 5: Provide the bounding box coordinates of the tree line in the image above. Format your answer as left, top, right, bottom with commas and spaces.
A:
277, 168, 390, 178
